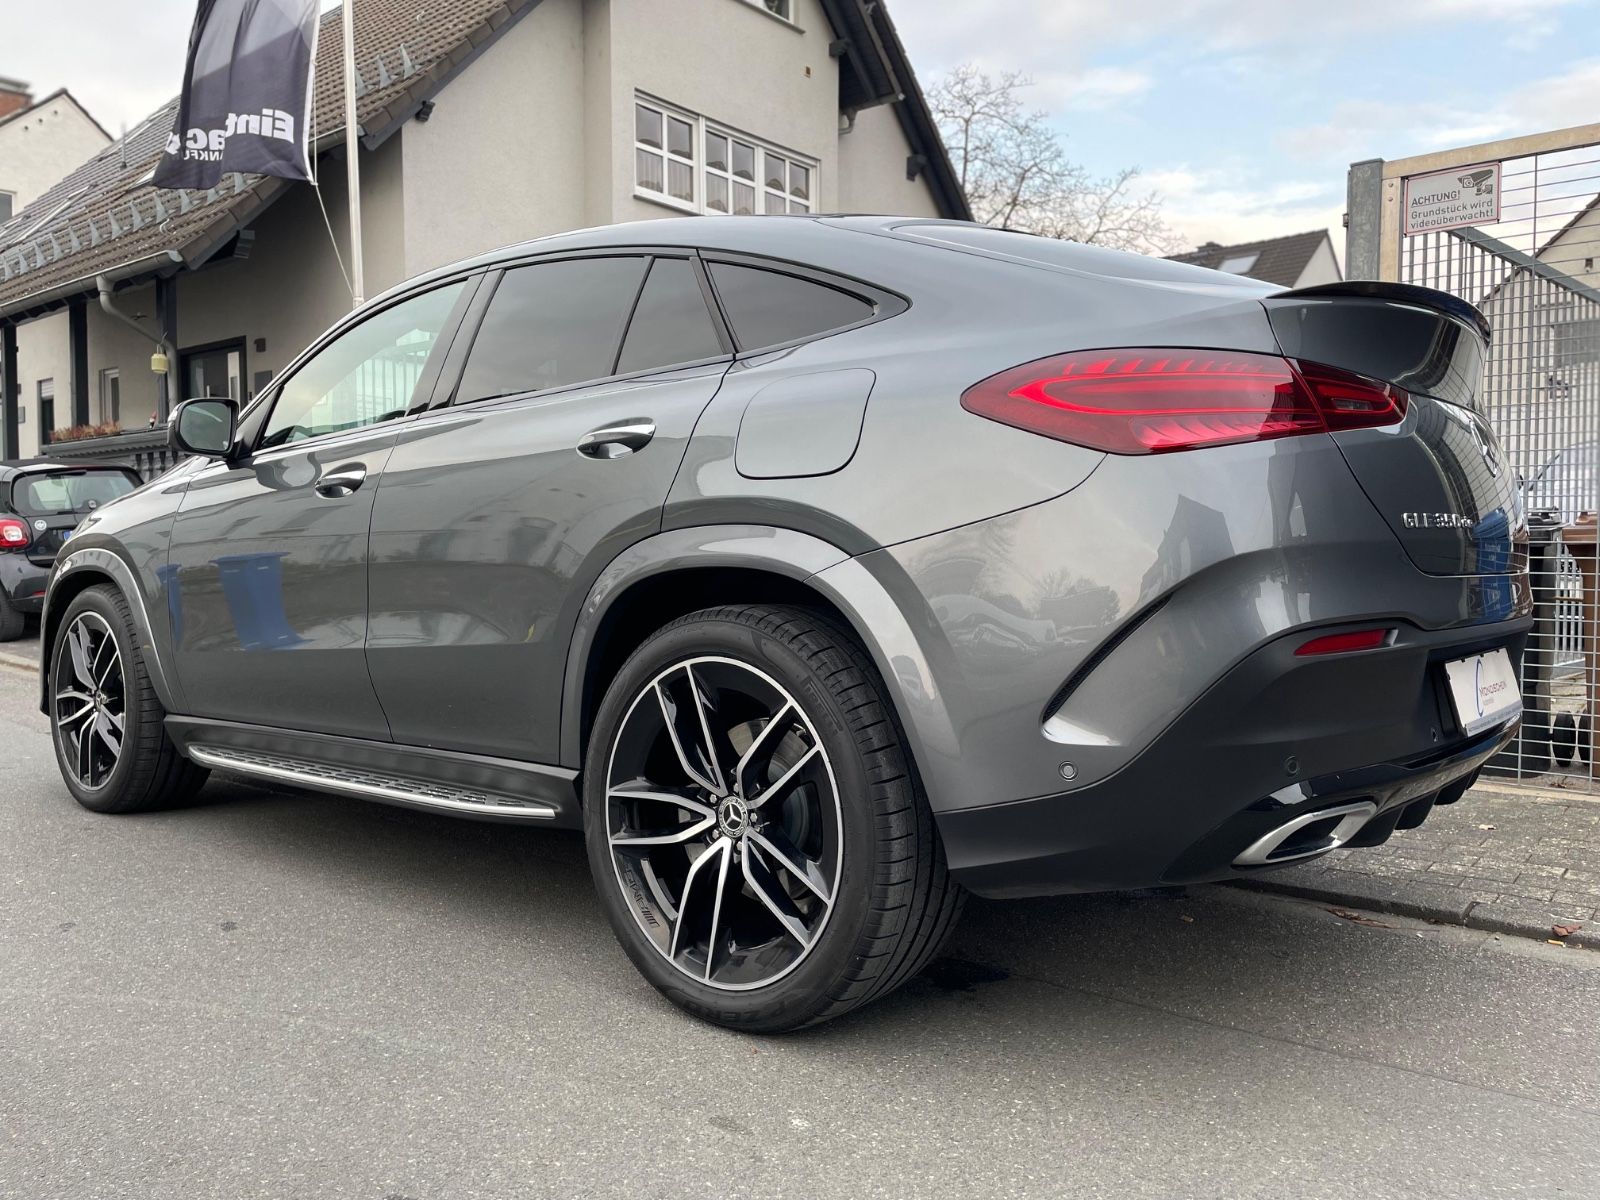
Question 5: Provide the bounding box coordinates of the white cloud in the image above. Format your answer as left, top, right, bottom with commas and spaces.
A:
1143, 166, 1345, 252
1049, 66, 1154, 111
899, 0, 1586, 75
1275, 58, 1600, 167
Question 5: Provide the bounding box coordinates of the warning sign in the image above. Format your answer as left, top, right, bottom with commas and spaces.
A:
1403, 162, 1502, 235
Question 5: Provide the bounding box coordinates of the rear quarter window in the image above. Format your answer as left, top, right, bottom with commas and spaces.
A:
10, 471, 138, 516
706, 262, 877, 351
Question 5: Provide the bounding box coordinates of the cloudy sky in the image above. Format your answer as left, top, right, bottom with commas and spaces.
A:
894, 0, 1600, 255
5, 0, 1598, 257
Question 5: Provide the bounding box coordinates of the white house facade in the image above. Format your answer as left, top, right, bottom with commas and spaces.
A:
0, 80, 110, 224
0, 0, 967, 459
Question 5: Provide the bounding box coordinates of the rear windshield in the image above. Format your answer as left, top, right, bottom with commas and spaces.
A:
10, 470, 139, 517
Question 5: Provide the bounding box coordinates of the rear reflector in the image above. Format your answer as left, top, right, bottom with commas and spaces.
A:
1294, 628, 1394, 656
961, 349, 1407, 454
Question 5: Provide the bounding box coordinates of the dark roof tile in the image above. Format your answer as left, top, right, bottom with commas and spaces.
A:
1168, 229, 1333, 287
0, 0, 524, 316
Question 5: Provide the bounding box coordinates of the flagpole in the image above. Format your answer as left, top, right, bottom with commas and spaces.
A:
341, 0, 365, 307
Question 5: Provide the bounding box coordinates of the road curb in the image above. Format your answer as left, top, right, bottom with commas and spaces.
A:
1231, 873, 1600, 950
0, 649, 37, 674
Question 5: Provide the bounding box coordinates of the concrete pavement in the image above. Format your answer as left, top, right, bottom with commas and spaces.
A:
4, 660, 1600, 1198
1237, 781, 1600, 950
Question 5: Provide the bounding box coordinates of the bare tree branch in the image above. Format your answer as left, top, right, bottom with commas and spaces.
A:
929, 66, 1176, 255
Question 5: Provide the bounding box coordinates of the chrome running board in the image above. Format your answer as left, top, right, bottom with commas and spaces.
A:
187, 745, 561, 821
1233, 800, 1378, 867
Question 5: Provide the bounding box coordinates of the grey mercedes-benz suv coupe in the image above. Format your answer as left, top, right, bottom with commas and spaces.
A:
39, 216, 1529, 1030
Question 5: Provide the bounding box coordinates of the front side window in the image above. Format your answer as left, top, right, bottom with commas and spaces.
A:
455, 257, 648, 404
261, 281, 465, 449
634, 97, 814, 217
707, 262, 875, 351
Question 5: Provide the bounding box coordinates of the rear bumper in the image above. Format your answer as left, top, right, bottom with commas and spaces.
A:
937, 614, 1529, 898
0, 554, 49, 613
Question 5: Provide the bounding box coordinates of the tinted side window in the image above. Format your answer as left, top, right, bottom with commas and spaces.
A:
707, 262, 875, 351
456, 257, 648, 404
616, 258, 725, 375
261, 281, 465, 448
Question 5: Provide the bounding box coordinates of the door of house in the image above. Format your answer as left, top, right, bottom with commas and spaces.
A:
184, 341, 245, 403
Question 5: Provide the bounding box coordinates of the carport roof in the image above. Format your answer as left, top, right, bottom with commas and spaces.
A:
0, 0, 967, 323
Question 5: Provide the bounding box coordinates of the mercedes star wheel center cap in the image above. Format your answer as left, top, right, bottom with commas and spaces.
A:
717, 795, 749, 838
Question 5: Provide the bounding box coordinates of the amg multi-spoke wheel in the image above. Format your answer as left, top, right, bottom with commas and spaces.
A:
585, 604, 964, 1032
49, 585, 208, 814
53, 612, 125, 790
606, 657, 842, 989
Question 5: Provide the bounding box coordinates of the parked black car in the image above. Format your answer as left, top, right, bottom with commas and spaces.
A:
38, 217, 1528, 1030
0, 460, 140, 640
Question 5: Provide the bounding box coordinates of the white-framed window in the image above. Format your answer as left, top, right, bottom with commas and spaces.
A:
634, 101, 697, 211
0, 190, 13, 223
99, 367, 121, 424
748, 0, 793, 20
634, 96, 814, 218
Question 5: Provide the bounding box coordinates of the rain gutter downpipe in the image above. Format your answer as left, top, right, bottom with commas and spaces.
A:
97, 269, 179, 421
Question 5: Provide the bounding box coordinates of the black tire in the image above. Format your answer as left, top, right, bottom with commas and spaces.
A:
0, 589, 24, 642
1553, 712, 1576, 767
583, 603, 964, 1032
48, 584, 209, 814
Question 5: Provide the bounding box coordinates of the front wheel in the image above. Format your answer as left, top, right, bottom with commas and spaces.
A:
583, 604, 963, 1032
49, 584, 209, 814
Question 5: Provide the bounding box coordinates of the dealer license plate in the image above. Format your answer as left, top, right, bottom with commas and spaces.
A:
1443, 648, 1521, 735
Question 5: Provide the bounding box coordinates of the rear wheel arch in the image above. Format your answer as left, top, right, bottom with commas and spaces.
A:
560, 525, 945, 796
571, 565, 863, 769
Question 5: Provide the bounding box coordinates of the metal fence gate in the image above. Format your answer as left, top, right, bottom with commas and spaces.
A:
1352, 124, 1600, 784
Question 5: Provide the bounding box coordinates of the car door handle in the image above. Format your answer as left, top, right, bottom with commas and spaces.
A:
577, 419, 655, 459
315, 466, 367, 497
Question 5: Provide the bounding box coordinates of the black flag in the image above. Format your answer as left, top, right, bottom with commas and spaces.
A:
154, 0, 320, 190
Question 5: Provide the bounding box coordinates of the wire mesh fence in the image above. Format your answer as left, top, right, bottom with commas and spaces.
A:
1398, 144, 1600, 784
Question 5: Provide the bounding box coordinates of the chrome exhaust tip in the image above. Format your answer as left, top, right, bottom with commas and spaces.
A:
1233, 800, 1378, 868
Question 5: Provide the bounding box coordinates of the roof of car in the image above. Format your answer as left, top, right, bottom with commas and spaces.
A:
375, 215, 1275, 309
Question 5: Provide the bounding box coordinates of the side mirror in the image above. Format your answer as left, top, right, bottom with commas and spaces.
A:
170, 398, 238, 459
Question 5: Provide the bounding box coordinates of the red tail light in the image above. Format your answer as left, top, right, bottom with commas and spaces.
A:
0, 518, 29, 549
1295, 628, 1394, 656
960, 349, 1407, 454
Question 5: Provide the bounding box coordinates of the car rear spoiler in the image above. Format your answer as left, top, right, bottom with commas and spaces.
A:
1267, 280, 1491, 345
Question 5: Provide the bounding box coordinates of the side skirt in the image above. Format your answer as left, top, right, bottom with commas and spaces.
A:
165, 717, 581, 827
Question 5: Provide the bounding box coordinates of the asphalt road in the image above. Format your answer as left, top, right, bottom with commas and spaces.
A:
3, 660, 1599, 1199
